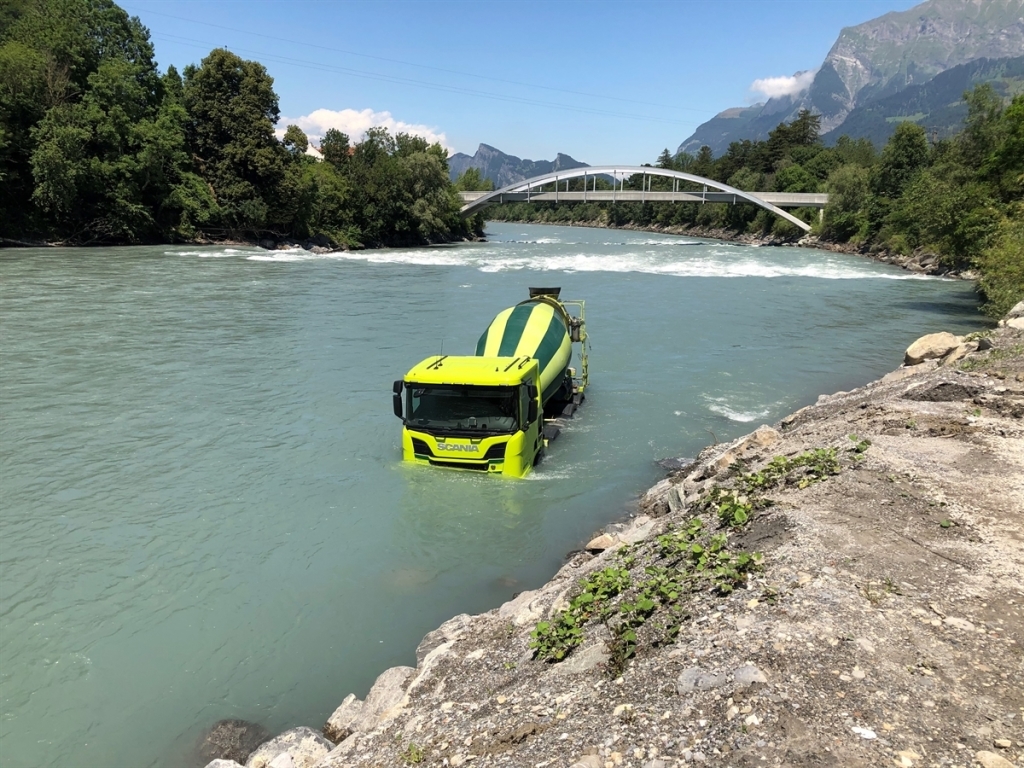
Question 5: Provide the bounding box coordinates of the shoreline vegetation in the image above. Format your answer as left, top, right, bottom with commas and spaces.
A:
4, 1, 1018, 315
0, 0, 484, 252
198, 309, 1024, 768
480, 102, 1023, 320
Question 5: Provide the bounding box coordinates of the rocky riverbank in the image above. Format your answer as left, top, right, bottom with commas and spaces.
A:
202, 308, 1023, 768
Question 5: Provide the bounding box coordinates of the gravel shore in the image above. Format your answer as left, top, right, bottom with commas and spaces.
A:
205, 317, 1023, 768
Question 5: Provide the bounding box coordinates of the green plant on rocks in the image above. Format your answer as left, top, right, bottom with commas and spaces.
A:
532, 510, 765, 669
401, 743, 426, 764
738, 448, 841, 493
530, 566, 631, 661
529, 443, 849, 668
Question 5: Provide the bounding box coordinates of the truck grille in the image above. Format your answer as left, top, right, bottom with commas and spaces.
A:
411, 438, 505, 463
428, 459, 490, 471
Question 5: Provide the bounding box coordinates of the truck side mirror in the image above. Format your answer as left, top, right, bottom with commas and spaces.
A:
528, 401, 538, 424
393, 380, 404, 419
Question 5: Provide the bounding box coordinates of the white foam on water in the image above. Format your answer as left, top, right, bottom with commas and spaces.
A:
704, 395, 772, 423
168, 248, 253, 258
239, 242, 939, 281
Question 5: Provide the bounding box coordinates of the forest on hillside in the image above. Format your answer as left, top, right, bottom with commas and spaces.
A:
484, 95, 1024, 319
0, 0, 477, 248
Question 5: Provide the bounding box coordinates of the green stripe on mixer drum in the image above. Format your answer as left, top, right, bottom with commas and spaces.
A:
476, 306, 513, 356
496, 304, 537, 357
534, 311, 568, 374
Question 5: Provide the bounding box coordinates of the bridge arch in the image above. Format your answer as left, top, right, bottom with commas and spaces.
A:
459, 165, 812, 232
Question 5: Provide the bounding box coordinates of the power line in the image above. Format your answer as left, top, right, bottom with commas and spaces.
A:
152, 33, 700, 127
126, 4, 715, 115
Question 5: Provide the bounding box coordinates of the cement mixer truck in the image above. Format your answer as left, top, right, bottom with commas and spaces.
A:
392, 288, 588, 477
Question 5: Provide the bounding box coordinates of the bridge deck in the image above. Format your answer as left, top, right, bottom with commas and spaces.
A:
458, 190, 828, 208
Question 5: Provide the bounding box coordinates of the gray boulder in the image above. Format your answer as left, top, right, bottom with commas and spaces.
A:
245, 727, 333, 768
204, 761, 245, 768
195, 719, 269, 766
323, 666, 415, 742
677, 666, 727, 693
904, 332, 960, 365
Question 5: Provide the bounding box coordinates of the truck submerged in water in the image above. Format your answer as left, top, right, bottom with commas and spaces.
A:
392, 288, 588, 478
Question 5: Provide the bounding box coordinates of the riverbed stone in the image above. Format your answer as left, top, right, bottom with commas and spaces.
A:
619, 516, 655, 545
323, 694, 364, 743
246, 727, 333, 768
204, 761, 246, 768
733, 664, 768, 686
586, 533, 617, 551
196, 719, 270, 765
553, 641, 611, 675
677, 667, 727, 693
905, 332, 960, 365
360, 665, 416, 727
975, 751, 1016, 768
1006, 300, 1024, 319
941, 343, 972, 365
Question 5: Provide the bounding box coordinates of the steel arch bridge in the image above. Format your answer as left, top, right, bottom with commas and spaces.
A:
458, 166, 818, 232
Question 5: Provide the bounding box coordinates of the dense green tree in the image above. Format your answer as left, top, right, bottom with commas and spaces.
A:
320, 128, 350, 168
453, 167, 493, 191
0, 0, 160, 238
182, 48, 285, 234
0, 0, 478, 247
977, 205, 1024, 318
821, 165, 869, 241
833, 135, 877, 167
886, 166, 998, 267
871, 121, 929, 200
765, 109, 821, 170
282, 124, 308, 156
982, 95, 1024, 202
691, 145, 715, 178
775, 164, 818, 193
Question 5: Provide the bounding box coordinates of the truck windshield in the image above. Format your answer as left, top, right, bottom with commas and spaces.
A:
407, 385, 518, 434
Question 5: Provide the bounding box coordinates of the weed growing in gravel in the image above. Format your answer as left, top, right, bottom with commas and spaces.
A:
738, 448, 841, 494
401, 743, 426, 764
848, 434, 872, 453
532, 526, 763, 665
532, 444, 845, 668
530, 566, 631, 661
959, 343, 1023, 371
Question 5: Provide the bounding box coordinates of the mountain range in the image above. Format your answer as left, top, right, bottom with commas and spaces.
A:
447, 144, 587, 187
677, 0, 1024, 156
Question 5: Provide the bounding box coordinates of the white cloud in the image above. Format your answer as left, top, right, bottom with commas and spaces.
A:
749, 70, 817, 100
276, 108, 451, 154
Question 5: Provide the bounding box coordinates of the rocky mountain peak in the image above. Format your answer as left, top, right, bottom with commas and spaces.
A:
677, 0, 1024, 155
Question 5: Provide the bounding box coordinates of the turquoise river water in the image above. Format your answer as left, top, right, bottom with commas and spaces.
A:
0, 222, 987, 767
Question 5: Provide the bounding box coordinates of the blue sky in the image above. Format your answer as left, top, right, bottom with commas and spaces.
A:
125, 0, 922, 164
